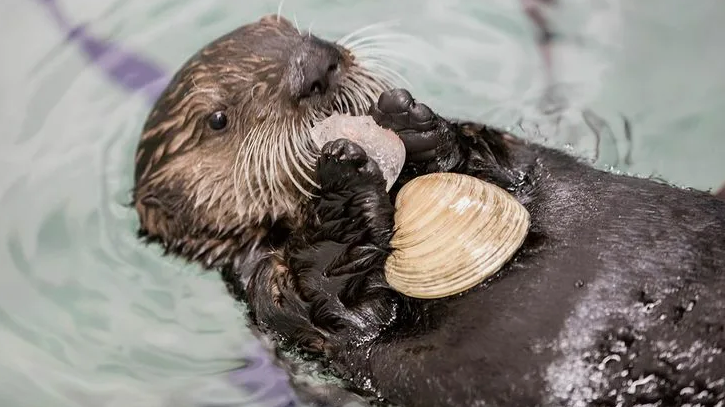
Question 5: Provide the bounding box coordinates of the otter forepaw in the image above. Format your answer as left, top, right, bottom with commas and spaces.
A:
317, 139, 385, 191
369, 88, 437, 133
369, 88, 453, 162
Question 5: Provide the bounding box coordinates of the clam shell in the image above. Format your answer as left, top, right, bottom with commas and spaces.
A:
310, 114, 406, 191
384, 173, 530, 299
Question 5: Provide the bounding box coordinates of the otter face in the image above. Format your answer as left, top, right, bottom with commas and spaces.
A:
132, 15, 395, 266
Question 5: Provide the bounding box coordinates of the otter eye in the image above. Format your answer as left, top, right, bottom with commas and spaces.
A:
208, 111, 228, 130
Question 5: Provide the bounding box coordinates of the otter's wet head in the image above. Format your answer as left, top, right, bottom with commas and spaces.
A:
131, 15, 396, 267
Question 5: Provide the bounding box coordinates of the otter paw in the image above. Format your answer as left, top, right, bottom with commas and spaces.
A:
369, 88, 436, 133
369, 88, 442, 161
317, 139, 384, 190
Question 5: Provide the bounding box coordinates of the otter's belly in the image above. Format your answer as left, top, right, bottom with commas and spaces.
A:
361, 183, 725, 407
364, 251, 724, 406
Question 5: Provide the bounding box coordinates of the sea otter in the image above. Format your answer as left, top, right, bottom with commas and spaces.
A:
131, 14, 725, 407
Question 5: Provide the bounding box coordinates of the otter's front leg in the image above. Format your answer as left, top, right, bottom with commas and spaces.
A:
370, 88, 526, 190
282, 139, 398, 349
369, 88, 465, 174
311, 138, 395, 252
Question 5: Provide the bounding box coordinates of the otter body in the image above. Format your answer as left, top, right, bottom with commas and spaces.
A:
320, 136, 725, 406
132, 15, 725, 407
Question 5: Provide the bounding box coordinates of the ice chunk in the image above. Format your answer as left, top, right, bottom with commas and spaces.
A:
310, 114, 406, 191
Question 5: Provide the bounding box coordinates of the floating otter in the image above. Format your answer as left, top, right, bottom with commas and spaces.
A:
132, 15, 725, 407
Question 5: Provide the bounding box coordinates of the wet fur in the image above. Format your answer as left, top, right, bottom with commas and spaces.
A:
132, 15, 725, 407
242, 120, 725, 407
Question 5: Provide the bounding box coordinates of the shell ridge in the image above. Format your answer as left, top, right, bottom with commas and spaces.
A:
385, 172, 531, 299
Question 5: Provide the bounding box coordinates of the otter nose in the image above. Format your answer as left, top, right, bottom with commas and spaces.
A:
294, 39, 342, 99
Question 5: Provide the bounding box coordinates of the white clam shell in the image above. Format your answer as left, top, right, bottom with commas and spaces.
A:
310, 114, 406, 191
384, 172, 531, 299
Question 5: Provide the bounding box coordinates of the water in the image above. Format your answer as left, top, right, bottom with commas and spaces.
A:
1, 0, 724, 406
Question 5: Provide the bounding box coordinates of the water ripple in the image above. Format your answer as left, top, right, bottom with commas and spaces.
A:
2, 0, 725, 406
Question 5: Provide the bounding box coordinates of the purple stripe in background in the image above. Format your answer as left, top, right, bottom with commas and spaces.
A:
228, 342, 302, 407
31, 0, 305, 405
33, 0, 170, 104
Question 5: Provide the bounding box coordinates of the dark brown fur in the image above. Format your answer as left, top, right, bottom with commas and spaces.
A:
132, 15, 725, 407
133, 14, 389, 274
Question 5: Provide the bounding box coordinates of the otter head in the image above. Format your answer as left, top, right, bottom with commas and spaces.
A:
132, 15, 395, 268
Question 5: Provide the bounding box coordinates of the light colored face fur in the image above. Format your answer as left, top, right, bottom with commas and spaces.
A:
132, 14, 397, 264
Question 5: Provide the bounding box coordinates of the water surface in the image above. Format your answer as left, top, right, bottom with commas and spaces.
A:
1, 0, 724, 406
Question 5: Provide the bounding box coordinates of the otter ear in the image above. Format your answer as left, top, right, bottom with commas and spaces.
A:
259, 14, 295, 30
134, 187, 190, 244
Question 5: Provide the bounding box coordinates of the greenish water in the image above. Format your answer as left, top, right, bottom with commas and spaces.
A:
1, 0, 724, 406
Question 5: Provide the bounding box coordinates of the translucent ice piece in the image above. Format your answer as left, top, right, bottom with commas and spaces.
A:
310, 114, 406, 191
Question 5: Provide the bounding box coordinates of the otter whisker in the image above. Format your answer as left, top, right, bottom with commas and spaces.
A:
243, 126, 263, 211
355, 48, 408, 66
288, 134, 319, 192
280, 128, 314, 199
261, 121, 276, 208
349, 84, 369, 115
358, 88, 375, 113
339, 88, 355, 114
336, 20, 401, 48
233, 134, 250, 218
247, 124, 272, 213
341, 98, 352, 115
272, 132, 298, 209
346, 88, 367, 116
332, 98, 343, 115
291, 146, 319, 198
267, 116, 315, 199
248, 125, 267, 209
351, 46, 412, 66
260, 120, 287, 212
293, 14, 301, 35
301, 137, 319, 170
276, 0, 285, 22
339, 84, 359, 113
330, 94, 342, 113
348, 37, 413, 51
357, 60, 409, 89
339, 94, 352, 115
356, 58, 404, 82
289, 118, 317, 172
265, 143, 279, 204
353, 48, 413, 68
345, 33, 413, 53
347, 34, 418, 81
273, 124, 292, 202
343, 72, 391, 112
346, 76, 368, 105
359, 71, 391, 94
349, 41, 412, 53
308, 21, 315, 38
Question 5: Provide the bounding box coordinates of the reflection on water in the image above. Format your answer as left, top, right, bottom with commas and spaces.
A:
1, 0, 724, 406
